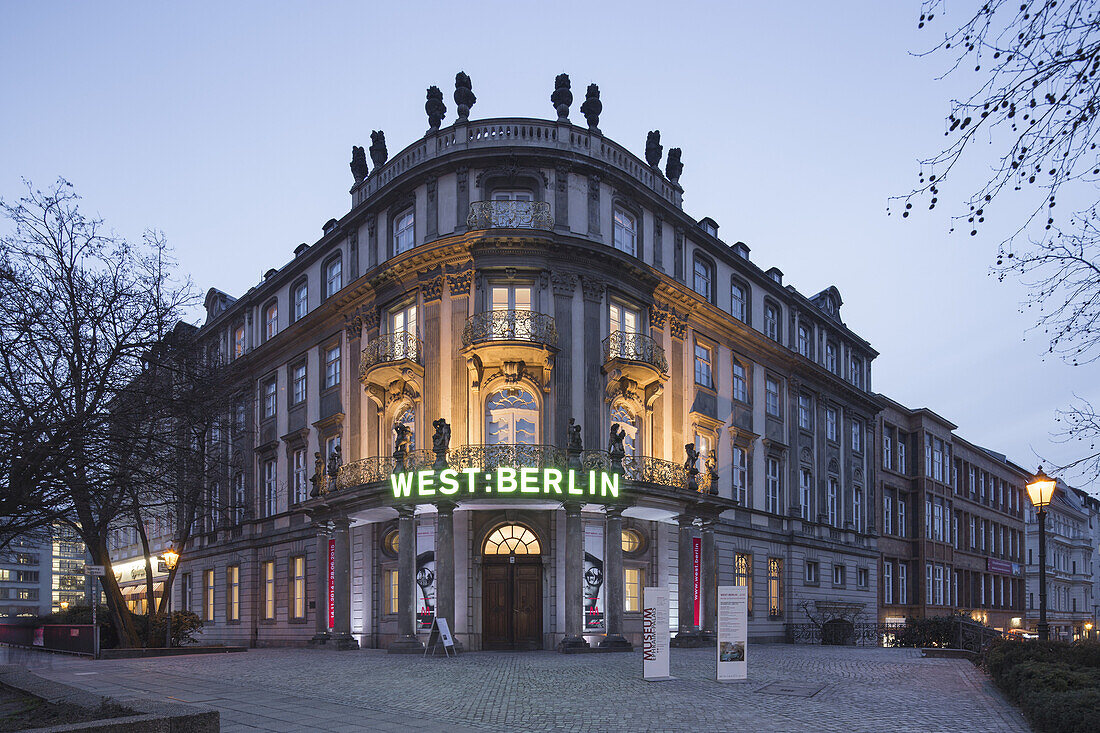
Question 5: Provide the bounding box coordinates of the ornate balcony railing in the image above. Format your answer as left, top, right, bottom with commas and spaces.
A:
467, 200, 553, 230
462, 310, 558, 348
602, 331, 668, 372
581, 452, 711, 493
359, 332, 423, 373
447, 444, 565, 471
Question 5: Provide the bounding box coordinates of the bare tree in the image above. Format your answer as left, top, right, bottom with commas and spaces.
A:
902, 1, 1100, 481
0, 179, 191, 646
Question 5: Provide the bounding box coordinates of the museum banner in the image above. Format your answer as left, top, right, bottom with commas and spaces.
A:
716, 585, 748, 681
692, 537, 701, 627
642, 586, 671, 681
328, 538, 336, 630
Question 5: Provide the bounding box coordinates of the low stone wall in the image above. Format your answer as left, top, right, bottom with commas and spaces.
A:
0, 665, 219, 732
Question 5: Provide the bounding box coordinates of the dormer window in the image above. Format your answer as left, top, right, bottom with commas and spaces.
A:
393, 208, 415, 255
701, 220, 717, 237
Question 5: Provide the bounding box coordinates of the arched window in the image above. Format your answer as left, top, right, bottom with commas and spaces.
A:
264, 301, 278, 340
613, 207, 637, 256
483, 524, 541, 555
692, 254, 713, 301
325, 257, 342, 298
610, 404, 638, 457
486, 388, 538, 444
393, 208, 415, 254
395, 408, 416, 449
731, 279, 749, 322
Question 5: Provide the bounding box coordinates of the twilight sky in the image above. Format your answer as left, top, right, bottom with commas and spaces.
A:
2, 1, 1097, 491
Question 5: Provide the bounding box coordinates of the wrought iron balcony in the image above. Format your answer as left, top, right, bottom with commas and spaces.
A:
602, 331, 667, 372
447, 444, 566, 471
462, 310, 558, 348
467, 200, 553, 230
360, 331, 422, 371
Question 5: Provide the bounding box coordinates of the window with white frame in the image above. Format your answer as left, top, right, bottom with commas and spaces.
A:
264, 459, 277, 516
805, 561, 819, 583
765, 457, 781, 514
694, 342, 713, 388
692, 255, 712, 301
393, 208, 415, 254
827, 477, 838, 526
263, 378, 277, 419
325, 257, 342, 298
898, 498, 906, 536
764, 303, 779, 341
927, 563, 935, 605
851, 419, 862, 452
609, 301, 640, 336
799, 468, 812, 520
291, 363, 306, 405
612, 207, 636, 256
732, 359, 748, 403
825, 407, 838, 441
486, 388, 538, 444
884, 494, 893, 535
898, 563, 908, 604
233, 473, 245, 524
825, 342, 837, 373
293, 281, 308, 321
797, 394, 812, 430
883, 430, 892, 470
264, 302, 278, 340
203, 568, 215, 621
854, 488, 863, 531
324, 344, 341, 389
898, 439, 906, 473
850, 355, 863, 388
731, 281, 747, 322
765, 377, 780, 417
732, 447, 748, 505
833, 564, 846, 586
797, 324, 810, 357
292, 449, 307, 504
883, 561, 894, 604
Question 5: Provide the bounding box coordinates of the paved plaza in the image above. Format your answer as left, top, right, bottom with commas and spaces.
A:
2, 644, 1029, 732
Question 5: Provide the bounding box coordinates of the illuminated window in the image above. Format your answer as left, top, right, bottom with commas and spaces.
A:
610, 405, 638, 457
393, 209, 415, 254
290, 556, 305, 620
382, 529, 400, 557
768, 558, 783, 617
735, 553, 752, 613
234, 326, 245, 359
204, 569, 215, 621
227, 565, 239, 621
621, 529, 644, 554
624, 567, 644, 612
263, 560, 275, 620
609, 301, 639, 336
264, 302, 277, 340
384, 569, 399, 614
486, 389, 538, 445
483, 524, 541, 555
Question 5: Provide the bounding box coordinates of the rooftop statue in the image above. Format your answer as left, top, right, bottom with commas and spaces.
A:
684, 442, 700, 491
705, 449, 719, 495
369, 131, 388, 169
645, 131, 663, 168
580, 83, 602, 131
567, 417, 583, 452
666, 147, 683, 183
551, 73, 572, 121
350, 145, 368, 184
309, 450, 324, 497
454, 71, 476, 121
608, 424, 626, 469
394, 422, 413, 471
425, 85, 447, 131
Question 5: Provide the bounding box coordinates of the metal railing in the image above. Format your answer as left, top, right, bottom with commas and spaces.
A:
448, 443, 565, 471
359, 332, 422, 373
786, 622, 908, 647
462, 310, 558, 348
467, 200, 553, 230
602, 331, 668, 372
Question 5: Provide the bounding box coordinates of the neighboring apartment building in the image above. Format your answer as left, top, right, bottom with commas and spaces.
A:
168, 74, 884, 650
875, 396, 1028, 632
107, 514, 175, 616
1078, 489, 1100, 640
1, 526, 95, 620
1025, 480, 1094, 639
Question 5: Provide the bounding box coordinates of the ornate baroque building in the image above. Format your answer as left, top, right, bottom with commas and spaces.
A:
170, 74, 883, 650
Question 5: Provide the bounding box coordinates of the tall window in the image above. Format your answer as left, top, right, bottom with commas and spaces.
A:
491, 283, 532, 312
264, 303, 278, 340
233, 473, 245, 524
898, 439, 907, 473
768, 558, 782, 617
325, 257, 342, 298
293, 281, 308, 321
385, 569, 399, 614
624, 567, 644, 612
609, 302, 639, 336
851, 419, 862, 452
204, 569, 215, 621
735, 554, 752, 613
324, 344, 341, 388
884, 495, 893, 535
692, 255, 712, 301
797, 395, 812, 430
291, 363, 306, 405
765, 458, 781, 514
610, 405, 638, 457
764, 303, 779, 341
234, 326, 246, 359
612, 207, 636, 256
228, 565, 240, 621
797, 324, 810, 357
898, 498, 906, 537
850, 355, 864, 388
263, 560, 276, 620
732, 447, 747, 505
263, 379, 277, 419
825, 407, 838, 441
883, 431, 893, 470
883, 561, 894, 604
765, 377, 780, 417
799, 469, 812, 521
393, 209, 415, 254
694, 342, 713, 387
732, 359, 748, 403
731, 281, 747, 322
486, 389, 538, 444
182, 573, 192, 612
264, 459, 277, 516
825, 342, 837, 373
292, 449, 307, 504
827, 478, 839, 526
898, 563, 908, 604
290, 556, 306, 620
854, 489, 863, 531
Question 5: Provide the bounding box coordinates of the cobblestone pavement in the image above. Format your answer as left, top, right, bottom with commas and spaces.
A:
3, 644, 1029, 732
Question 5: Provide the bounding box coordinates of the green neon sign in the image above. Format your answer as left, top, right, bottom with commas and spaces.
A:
389, 467, 621, 501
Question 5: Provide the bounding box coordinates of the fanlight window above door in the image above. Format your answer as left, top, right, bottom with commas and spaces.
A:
483, 524, 541, 555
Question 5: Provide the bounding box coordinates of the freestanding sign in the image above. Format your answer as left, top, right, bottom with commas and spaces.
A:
692, 538, 701, 627
716, 585, 748, 681
642, 586, 672, 681
424, 616, 456, 658
327, 538, 336, 630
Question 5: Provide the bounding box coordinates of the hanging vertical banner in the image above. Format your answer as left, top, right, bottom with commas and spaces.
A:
717, 585, 748, 681
583, 523, 605, 631
416, 521, 436, 630
327, 538, 336, 630
642, 586, 672, 681
692, 537, 701, 627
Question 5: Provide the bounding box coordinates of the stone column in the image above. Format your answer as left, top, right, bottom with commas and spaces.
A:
434, 501, 462, 651
700, 518, 717, 643
672, 513, 701, 646
309, 523, 331, 645
559, 502, 589, 651
598, 507, 632, 650
389, 506, 424, 653
330, 517, 359, 650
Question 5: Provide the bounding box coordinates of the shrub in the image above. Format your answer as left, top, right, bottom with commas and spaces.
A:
890, 614, 966, 648
38, 605, 203, 648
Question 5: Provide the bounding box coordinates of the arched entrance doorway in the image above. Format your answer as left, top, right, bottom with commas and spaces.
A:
482, 523, 543, 650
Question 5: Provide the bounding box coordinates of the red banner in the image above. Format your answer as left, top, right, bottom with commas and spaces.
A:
693, 537, 701, 627
327, 538, 336, 630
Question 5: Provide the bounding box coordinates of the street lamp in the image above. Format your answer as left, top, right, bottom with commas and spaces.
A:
59, 600, 69, 611
162, 544, 180, 648
1026, 467, 1058, 642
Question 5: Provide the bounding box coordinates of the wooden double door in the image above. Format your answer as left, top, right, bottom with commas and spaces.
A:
482, 558, 543, 650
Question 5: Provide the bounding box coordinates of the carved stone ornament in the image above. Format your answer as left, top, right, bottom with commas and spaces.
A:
665, 147, 683, 183
425, 85, 447, 130
580, 83, 602, 131
447, 269, 473, 296
580, 276, 604, 302
344, 310, 364, 339
645, 131, 663, 168
649, 303, 670, 329
369, 131, 388, 169
551, 272, 576, 296
669, 314, 688, 340
350, 145, 369, 183
454, 71, 476, 121
421, 275, 445, 302
551, 73, 572, 121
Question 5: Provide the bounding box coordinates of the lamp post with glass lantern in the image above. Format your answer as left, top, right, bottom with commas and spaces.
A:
1025, 467, 1057, 642
162, 544, 180, 648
